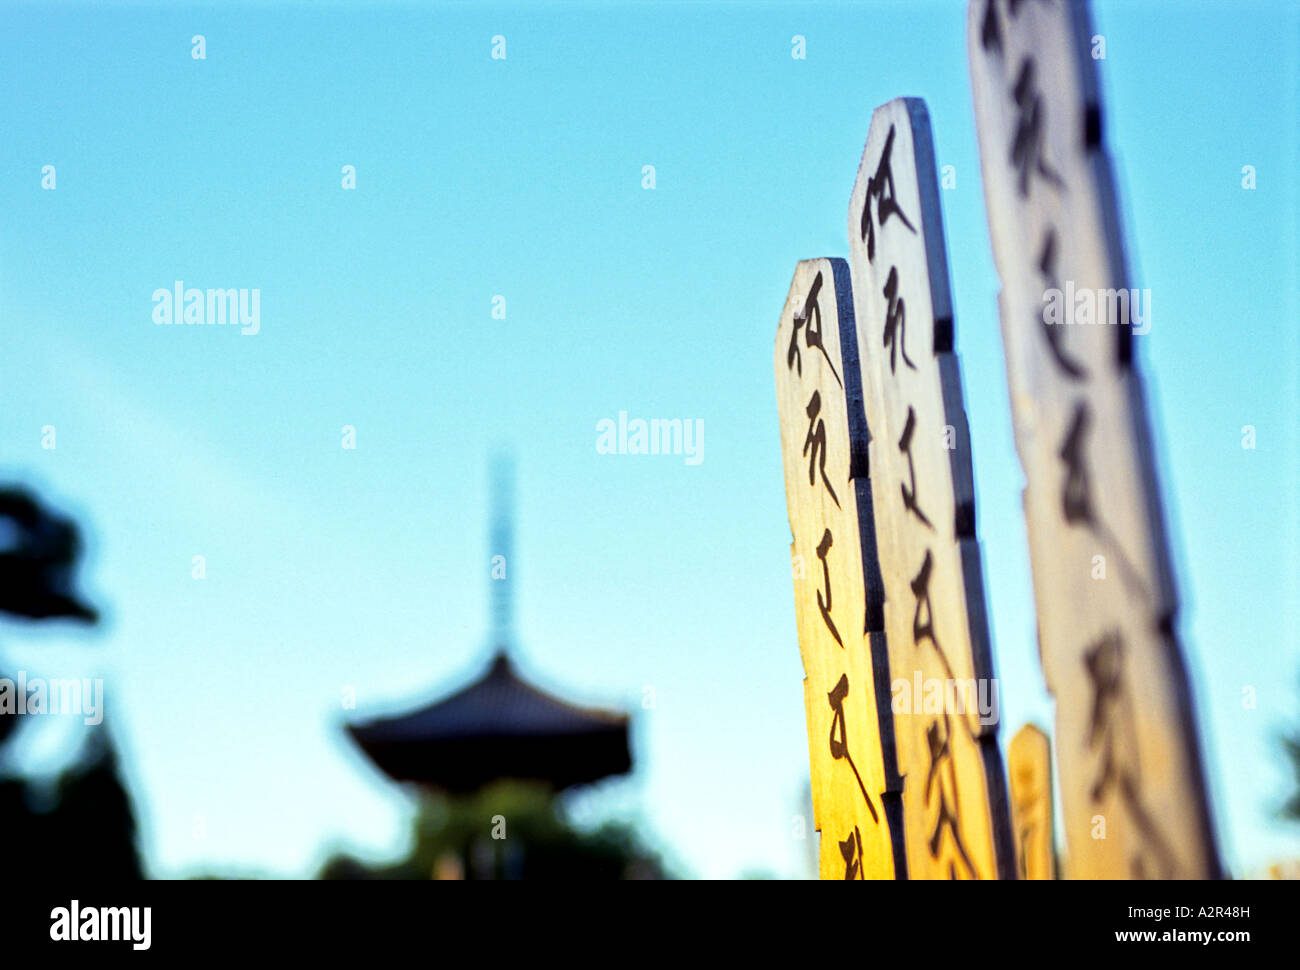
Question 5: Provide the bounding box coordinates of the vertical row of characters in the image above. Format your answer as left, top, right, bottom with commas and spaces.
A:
775, 258, 903, 879
968, 0, 1220, 878
847, 98, 1016, 880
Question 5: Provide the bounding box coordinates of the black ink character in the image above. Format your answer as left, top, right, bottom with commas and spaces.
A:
840, 826, 865, 880
1059, 401, 1094, 528
1036, 230, 1087, 380
1009, 58, 1063, 199
859, 124, 917, 263
1059, 402, 1119, 564
803, 391, 841, 508
882, 266, 917, 375
898, 405, 934, 530
982, 0, 1052, 54
1084, 631, 1124, 802
1082, 631, 1179, 878
977, 0, 1050, 56
911, 549, 938, 651
788, 271, 842, 387
1058, 401, 1147, 595
828, 674, 880, 823
815, 528, 844, 648
924, 717, 976, 878
980, 0, 1003, 54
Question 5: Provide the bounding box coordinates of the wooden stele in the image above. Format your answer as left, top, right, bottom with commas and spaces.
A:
775, 257, 903, 879
967, 0, 1220, 878
1009, 723, 1055, 880
846, 98, 1014, 880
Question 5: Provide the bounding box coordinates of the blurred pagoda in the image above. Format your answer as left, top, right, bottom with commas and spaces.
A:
346, 460, 632, 795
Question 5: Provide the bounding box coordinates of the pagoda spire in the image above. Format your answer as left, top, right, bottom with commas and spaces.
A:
346, 451, 633, 795
489, 454, 515, 652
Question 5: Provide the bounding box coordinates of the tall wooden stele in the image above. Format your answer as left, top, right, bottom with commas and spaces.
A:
1008, 723, 1056, 880
775, 258, 904, 879
846, 98, 1015, 880
967, 0, 1220, 878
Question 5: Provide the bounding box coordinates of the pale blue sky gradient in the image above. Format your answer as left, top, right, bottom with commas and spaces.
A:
0, 1, 1296, 878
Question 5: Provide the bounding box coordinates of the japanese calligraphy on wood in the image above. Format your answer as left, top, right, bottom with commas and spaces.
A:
775, 258, 903, 879
1009, 723, 1055, 880
847, 98, 1015, 880
967, 0, 1220, 878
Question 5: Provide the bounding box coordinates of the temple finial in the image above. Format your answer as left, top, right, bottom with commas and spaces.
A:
489, 453, 515, 650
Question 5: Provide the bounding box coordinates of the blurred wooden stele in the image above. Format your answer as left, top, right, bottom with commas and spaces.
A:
1009, 723, 1055, 880
967, 0, 1220, 878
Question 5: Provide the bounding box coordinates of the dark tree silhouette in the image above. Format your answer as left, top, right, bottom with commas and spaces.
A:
0, 488, 98, 622
318, 781, 668, 880
1284, 682, 1300, 824
0, 486, 143, 879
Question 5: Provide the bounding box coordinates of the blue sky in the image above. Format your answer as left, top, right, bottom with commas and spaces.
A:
0, 0, 1295, 879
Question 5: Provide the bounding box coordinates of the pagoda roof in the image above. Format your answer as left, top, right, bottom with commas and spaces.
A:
346, 651, 631, 793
